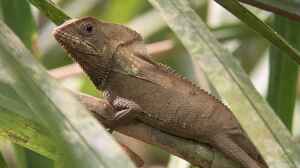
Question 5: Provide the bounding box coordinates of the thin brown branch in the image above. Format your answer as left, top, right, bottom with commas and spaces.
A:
48, 63, 82, 80
146, 40, 174, 58
48, 40, 174, 80
74, 92, 238, 168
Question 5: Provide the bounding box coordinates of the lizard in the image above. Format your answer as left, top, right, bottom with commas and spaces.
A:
53, 16, 268, 168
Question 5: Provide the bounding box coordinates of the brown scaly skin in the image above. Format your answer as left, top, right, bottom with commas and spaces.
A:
53, 17, 268, 168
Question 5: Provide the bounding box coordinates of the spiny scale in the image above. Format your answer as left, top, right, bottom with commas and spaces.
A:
138, 52, 232, 112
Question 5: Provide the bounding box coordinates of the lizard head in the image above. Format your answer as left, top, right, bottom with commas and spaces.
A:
53, 16, 143, 57
53, 16, 143, 88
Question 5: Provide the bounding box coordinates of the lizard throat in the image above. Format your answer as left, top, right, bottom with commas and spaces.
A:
79, 57, 113, 90
53, 30, 113, 90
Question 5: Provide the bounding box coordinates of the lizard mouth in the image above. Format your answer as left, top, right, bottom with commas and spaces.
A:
53, 28, 99, 56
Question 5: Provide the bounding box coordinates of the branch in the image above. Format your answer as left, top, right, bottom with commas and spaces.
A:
48, 63, 81, 80
74, 93, 239, 168
0, 90, 237, 167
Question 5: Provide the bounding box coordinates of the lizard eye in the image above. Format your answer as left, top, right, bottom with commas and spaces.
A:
80, 22, 95, 35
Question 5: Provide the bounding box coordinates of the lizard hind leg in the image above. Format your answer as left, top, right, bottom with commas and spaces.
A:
210, 133, 264, 168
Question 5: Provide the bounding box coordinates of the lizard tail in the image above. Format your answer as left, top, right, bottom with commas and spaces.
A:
210, 133, 266, 168
229, 131, 268, 168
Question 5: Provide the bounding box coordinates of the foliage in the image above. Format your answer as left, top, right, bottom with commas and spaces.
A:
0, 0, 299, 167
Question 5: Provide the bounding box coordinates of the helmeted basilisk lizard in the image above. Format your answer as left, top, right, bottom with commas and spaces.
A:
53, 17, 268, 168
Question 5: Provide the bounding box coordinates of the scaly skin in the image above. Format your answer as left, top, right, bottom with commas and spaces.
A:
53, 17, 268, 168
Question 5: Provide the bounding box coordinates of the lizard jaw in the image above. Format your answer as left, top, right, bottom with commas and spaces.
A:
52, 28, 99, 56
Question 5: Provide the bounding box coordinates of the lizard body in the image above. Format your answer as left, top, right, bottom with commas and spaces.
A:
53, 17, 268, 168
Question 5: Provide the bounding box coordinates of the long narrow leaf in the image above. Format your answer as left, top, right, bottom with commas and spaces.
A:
0, 0, 36, 50
215, 0, 300, 65
27, 0, 70, 25
267, 16, 299, 130
0, 78, 56, 160
0, 107, 56, 160
0, 1, 38, 167
0, 82, 35, 122
0, 151, 7, 168
148, 0, 300, 167
238, 0, 300, 21
0, 20, 135, 168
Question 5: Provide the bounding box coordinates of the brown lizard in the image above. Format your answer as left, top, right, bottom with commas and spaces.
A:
53, 17, 268, 168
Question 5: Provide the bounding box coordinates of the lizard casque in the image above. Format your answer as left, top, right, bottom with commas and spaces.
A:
53, 17, 268, 168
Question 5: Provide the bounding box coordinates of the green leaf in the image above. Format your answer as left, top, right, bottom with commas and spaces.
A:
13, 145, 29, 168
0, 19, 135, 168
148, 0, 300, 167
215, 0, 300, 65
0, 107, 57, 160
25, 150, 53, 168
0, 0, 36, 51
267, 16, 299, 130
0, 106, 54, 168
0, 82, 35, 121
0, 2, 37, 165
27, 0, 70, 25
238, 0, 300, 21
0, 151, 7, 168
0, 2, 42, 166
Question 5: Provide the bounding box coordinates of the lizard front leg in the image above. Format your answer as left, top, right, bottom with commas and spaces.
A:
108, 96, 143, 132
